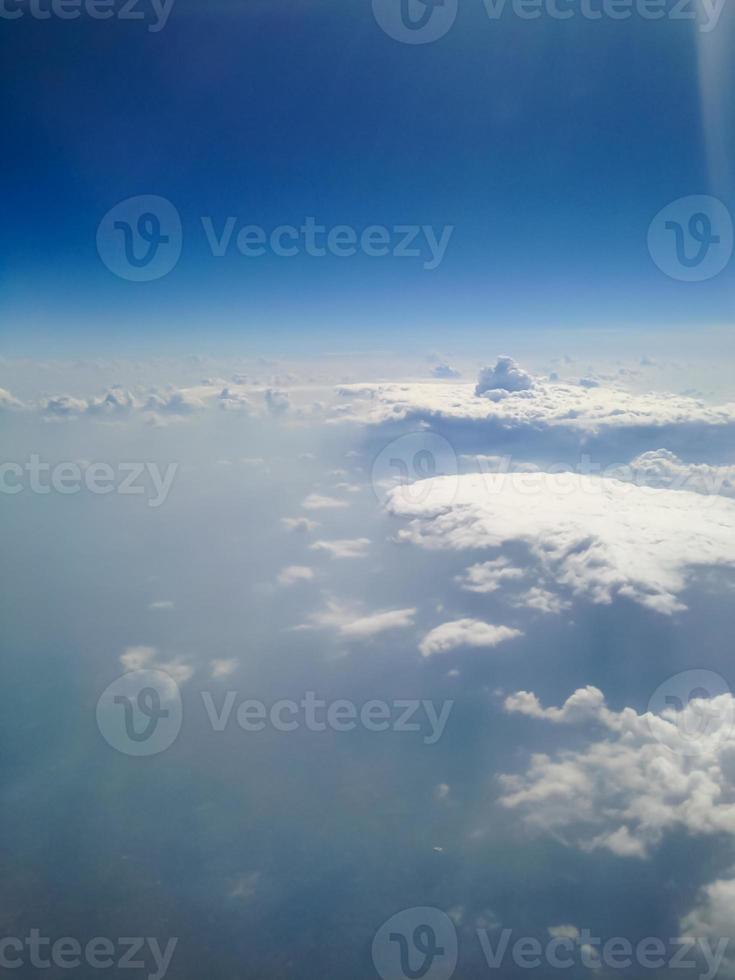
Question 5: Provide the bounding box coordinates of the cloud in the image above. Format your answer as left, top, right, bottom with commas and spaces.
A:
309, 538, 370, 559
148, 600, 175, 611
277, 565, 316, 586
625, 449, 735, 498
500, 685, 735, 859
281, 516, 320, 532
330, 378, 735, 443
419, 618, 522, 657
302, 493, 349, 511
475, 356, 535, 395
265, 388, 290, 415
456, 557, 525, 593
0, 388, 24, 411
297, 598, 416, 640
387, 471, 735, 614
433, 364, 461, 379
210, 658, 239, 679
119, 645, 194, 684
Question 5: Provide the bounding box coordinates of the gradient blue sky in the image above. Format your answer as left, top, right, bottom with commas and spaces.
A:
2, 0, 734, 355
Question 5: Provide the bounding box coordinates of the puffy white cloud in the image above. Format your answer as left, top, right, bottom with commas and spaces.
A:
475, 356, 535, 395
281, 516, 320, 532
302, 493, 349, 511
277, 565, 315, 586
387, 472, 735, 614
296, 598, 416, 640
625, 449, 735, 498
330, 378, 735, 438
419, 618, 522, 657
500, 685, 735, 858
509, 586, 570, 615
309, 538, 371, 559
680, 877, 735, 942
456, 557, 525, 594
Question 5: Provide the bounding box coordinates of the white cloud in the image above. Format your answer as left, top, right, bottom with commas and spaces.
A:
456, 557, 525, 594
309, 538, 370, 559
475, 356, 535, 395
119, 645, 194, 684
277, 565, 315, 586
281, 516, 320, 532
419, 618, 522, 657
387, 472, 735, 614
500, 685, 735, 858
297, 598, 416, 640
302, 493, 349, 511
210, 658, 239, 679
330, 378, 735, 439
148, 600, 175, 611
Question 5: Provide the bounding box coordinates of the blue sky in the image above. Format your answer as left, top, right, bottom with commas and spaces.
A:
2, 0, 734, 354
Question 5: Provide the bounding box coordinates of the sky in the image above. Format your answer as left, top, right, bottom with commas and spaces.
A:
2, 3, 735, 980
1, 0, 735, 354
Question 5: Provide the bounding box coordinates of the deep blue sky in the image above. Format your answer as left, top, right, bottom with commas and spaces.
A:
1, 0, 733, 353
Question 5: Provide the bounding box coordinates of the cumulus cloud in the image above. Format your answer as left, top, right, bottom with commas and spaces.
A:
625, 449, 735, 498
387, 472, 735, 614
432, 364, 461, 379
277, 565, 316, 586
302, 493, 349, 511
500, 685, 735, 859
475, 356, 535, 395
330, 378, 735, 442
456, 557, 525, 594
296, 598, 416, 640
281, 516, 320, 532
309, 538, 370, 559
419, 619, 522, 657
